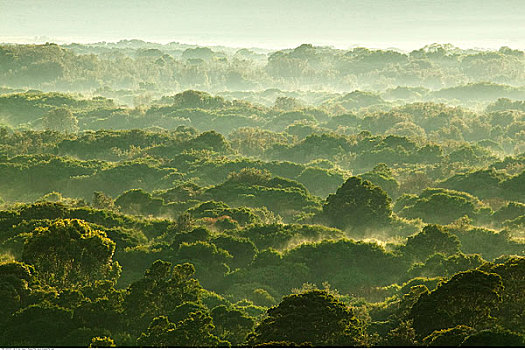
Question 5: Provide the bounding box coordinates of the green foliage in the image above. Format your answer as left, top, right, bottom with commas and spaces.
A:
295, 166, 345, 197
177, 241, 232, 267
89, 336, 116, 347
91, 191, 115, 210
487, 98, 525, 113
449, 225, 524, 260
359, 163, 400, 198
21, 219, 119, 289
226, 167, 272, 186
408, 252, 486, 279
324, 91, 386, 111
461, 328, 525, 347
403, 224, 461, 261
398, 188, 489, 224
493, 201, 525, 223
500, 170, 525, 201
249, 290, 367, 347
321, 176, 392, 230
175, 241, 232, 290
0, 42, 524, 348
206, 172, 320, 220
1, 302, 75, 347
137, 312, 229, 347
211, 305, 255, 345
0, 262, 36, 319
158, 90, 228, 110
382, 320, 418, 347
284, 239, 406, 293
398, 277, 442, 295
115, 189, 163, 216
410, 270, 503, 337
73, 281, 125, 334
124, 260, 202, 332
187, 200, 261, 227
234, 223, 344, 250
485, 257, 525, 333
170, 227, 212, 248
440, 168, 509, 199
211, 234, 258, 268
42, 107, 79, 133
422, 325, 475, 347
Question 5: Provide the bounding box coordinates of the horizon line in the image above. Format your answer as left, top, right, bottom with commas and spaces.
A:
1, 36, 524, 53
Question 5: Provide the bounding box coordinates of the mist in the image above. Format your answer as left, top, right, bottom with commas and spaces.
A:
2, 0, 524, 50
0, 1, 524, 348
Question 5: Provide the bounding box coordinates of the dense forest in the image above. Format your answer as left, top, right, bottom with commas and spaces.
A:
0, 41, 524, 347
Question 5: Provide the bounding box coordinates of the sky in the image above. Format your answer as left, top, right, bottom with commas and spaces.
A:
1, 0, 524, 50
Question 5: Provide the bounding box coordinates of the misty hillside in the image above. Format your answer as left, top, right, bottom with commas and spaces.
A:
0, 0, 524, 348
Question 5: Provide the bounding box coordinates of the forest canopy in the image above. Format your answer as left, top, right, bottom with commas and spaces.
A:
0, 39, 524, 348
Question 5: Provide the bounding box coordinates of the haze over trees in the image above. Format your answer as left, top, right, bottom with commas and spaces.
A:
0, 32, 524, 348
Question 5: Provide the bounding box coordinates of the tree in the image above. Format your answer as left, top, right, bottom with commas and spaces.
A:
404, 224, 461, 261
73, 280, 125, 334
124, 260, 202, 332
383, 320, 418, 347
170, 227, 212, 250
284, 239, 404, 293
410, 270, 503, 337
408, 253, 486, 279
137, 312, 228, 347
249, 290, 366, 347
136, 315, 176, 347
398, 188, 483, 225
169, 311, 228, 347
42, 107, 79, 133
211, 305, 255, 345
492, 201, 525, 223
460, 328, 525, 347
115, 189, 163, 216
321, 176, 392, 230
422, 325, 475, 347
92, 192, 115, 210
187, 130, 230, 152
89, 336, 116, 348
296, 167, 345, 197
21, 219, 119, 289
359, 163, 400, 198
273, 96, 303, 111
211, 234, 258, 268
1, 303, 75, 347
0, 262, 36, 320
226, 168, 271, 186
174, 212, 194, 232
486, 257, 525, 333
176, 241, 232, 290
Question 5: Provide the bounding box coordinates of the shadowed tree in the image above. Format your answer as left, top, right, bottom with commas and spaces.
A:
403, 224, 461, 261
137, 312, 228, 347
321, 176, 392, 230
124, 260, 202, 333
0, 262, 36, 320
248, 290, 367, 347
460, 328, 525, 347
1, 303, 75, 347
422, 325, 475, 347
211, 304, 255, 345
409, 270, 503, 337
485, 257, 525, 333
